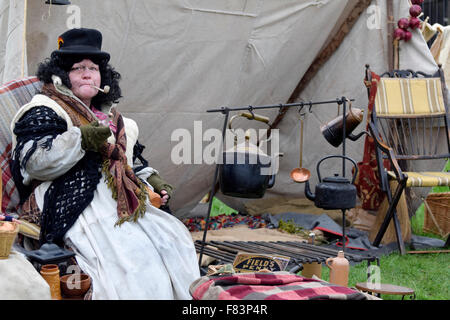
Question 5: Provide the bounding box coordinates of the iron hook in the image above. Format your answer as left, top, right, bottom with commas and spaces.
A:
298, 104, 305, 115
279, 104, 284, 114
247, 106, 255, 120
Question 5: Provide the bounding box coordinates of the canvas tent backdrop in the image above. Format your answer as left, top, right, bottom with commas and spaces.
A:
0, 0, 447, 218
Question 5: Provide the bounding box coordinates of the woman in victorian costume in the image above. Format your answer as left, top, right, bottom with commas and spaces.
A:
10, 28, 200, 299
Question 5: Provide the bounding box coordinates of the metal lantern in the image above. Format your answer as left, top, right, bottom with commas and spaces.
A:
24, 241, 75, 275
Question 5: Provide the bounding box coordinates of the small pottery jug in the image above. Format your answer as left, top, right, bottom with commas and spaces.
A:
325, 251, 349, 287
40, 264, 62, 300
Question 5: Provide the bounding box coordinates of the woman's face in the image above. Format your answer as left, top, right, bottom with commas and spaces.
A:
68, 58, 101, 106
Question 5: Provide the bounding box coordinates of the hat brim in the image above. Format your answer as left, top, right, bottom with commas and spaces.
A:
52, 47, 110, 62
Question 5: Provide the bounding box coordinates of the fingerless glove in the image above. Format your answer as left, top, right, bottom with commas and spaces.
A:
147, 172, 174, 199
79, 121, 111, 152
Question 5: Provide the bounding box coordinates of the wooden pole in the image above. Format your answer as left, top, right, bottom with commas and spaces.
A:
393, 39, 399, 70
407, 250, 450, 254
269, 0, 373, 132
21, 0, 28, 78
387, 0, 395, 71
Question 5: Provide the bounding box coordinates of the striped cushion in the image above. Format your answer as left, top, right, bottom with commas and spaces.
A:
375, 78, 446, 116
0, 77, 42, 149
387, 171, 450, 187
0, 77, 42, 213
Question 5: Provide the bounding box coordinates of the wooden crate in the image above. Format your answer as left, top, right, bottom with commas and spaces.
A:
423, 192, 450, 237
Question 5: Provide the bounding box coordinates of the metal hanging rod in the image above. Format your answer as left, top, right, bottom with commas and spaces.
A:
206, 97, 355, 114
198, 96, 357, 267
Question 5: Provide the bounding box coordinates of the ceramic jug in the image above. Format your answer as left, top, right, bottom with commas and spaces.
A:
325, 251, 349, 287
40, 264, 62, 300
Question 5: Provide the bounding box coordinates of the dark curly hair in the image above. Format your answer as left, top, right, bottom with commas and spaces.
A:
36, 53, 122, 108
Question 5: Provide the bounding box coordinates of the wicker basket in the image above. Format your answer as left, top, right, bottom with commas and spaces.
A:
0, 221, 19, 259
423, 192, 450, 237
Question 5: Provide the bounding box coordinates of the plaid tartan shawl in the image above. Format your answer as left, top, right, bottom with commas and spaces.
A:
190, 272, 367, 300
40, 84, 148, 226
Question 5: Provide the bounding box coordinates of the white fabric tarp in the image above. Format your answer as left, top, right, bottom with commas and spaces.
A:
0, 0, 444, 216
0, 251, 51, 300
0, 0, 27, 82
258, 0, 445, 216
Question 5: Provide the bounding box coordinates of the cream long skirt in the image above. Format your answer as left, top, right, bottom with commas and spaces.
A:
35, 178, 200, 300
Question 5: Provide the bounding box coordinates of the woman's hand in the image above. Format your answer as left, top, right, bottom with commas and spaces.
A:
146, 173, 173, 206
79, 121, 111, 152
160, 190, 170, 206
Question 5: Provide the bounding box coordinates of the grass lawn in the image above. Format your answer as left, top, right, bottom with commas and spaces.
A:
317, 202, 449, 300
318, 249, 449, 300
316, 162, 450, 300
209, 185, 450, 300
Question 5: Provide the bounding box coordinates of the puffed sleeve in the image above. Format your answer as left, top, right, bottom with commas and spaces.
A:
20, 127, 85, 183
12, 105, 85, 185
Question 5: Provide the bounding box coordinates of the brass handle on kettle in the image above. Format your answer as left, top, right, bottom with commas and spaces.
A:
240, 112, 270, 123
228, 112, 270, 130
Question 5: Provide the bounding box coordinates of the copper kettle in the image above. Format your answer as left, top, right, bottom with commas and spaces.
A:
320, 104, 364, 147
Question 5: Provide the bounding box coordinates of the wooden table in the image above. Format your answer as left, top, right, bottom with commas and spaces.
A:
355, 282, 416, 300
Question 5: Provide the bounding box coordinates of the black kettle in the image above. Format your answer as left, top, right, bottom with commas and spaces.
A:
304, 155, 358, 210
219, 112, 280, 198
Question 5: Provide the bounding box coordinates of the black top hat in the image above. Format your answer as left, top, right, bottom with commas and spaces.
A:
51, 28, 110, 62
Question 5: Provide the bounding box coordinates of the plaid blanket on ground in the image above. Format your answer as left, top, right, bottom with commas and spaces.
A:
190, 271, 367, 300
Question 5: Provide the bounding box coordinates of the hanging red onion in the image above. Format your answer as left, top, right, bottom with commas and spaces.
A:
394, 28, 406, 40
411, 0, 424, 5
409, 5, 422, 17
409, 17, 421, 29
397, 18, 410, 29
404, 31, 413, 42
